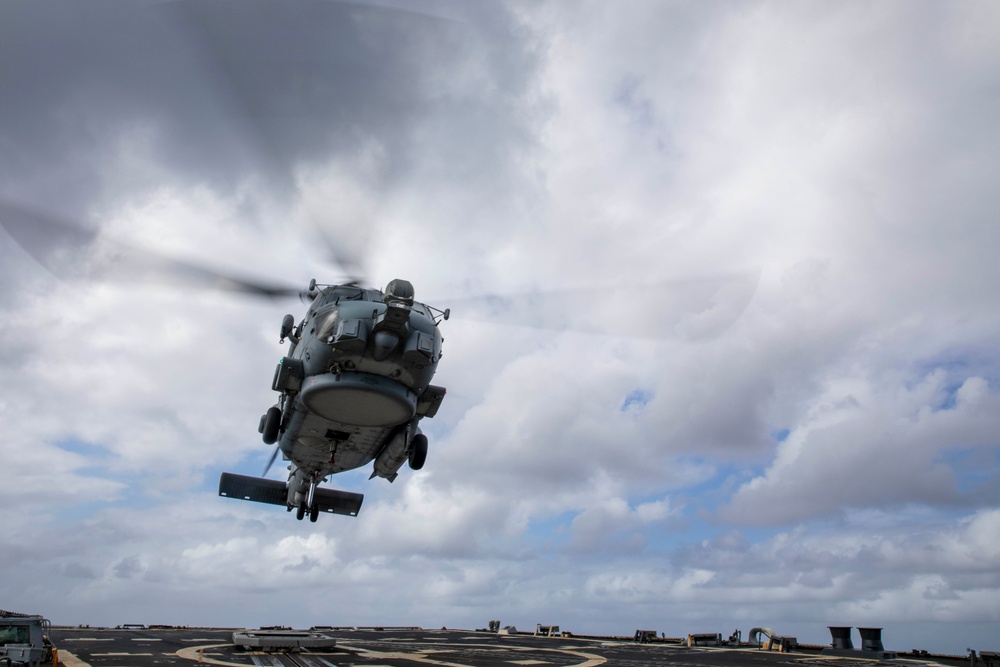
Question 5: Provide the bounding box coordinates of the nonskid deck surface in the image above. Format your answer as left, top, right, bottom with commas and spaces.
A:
50, 626, 960, 667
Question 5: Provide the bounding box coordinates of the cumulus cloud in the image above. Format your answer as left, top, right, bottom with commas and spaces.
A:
723, 371, 1000, 524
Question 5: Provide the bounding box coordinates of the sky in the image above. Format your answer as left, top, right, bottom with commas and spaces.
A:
1, 0, 999, 655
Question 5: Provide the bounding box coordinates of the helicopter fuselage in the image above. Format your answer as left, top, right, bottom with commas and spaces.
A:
219, 279, 447, 522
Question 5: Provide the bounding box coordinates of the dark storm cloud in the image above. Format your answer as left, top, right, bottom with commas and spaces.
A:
0, 0, 539, 212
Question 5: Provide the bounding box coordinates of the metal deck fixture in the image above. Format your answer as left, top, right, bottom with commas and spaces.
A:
232, 629, 336, 652
0, 611, 53, 667
828, 626, 854, 649
858, 627, 884, 652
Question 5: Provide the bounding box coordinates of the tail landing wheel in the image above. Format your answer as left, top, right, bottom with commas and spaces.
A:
310, 505, 319, 522
296, 500, 306, 520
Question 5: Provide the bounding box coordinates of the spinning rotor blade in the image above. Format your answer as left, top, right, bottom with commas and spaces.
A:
262, 445, 281, 477
311, 224, 368, 289
442, 270, 761, 341
147, 0, 453, 292
0, 201, 306, 299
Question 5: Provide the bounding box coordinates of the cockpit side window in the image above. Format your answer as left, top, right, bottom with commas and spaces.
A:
315, 307, 340, 340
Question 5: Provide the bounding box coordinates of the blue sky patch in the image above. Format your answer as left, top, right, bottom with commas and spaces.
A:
621, 388, 653, 412
55, 437, 112, 458
525, 510, 574, 546
935, 446, 1000, 494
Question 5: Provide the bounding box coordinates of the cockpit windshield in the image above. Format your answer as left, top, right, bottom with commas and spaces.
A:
322, 285, 369, 305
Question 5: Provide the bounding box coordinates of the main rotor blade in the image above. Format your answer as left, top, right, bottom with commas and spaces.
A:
262, 445, 281, 477
156, 0, 457, 290
311, 223, 369, 288
441, 270, 761, 341
0, 201, 305, 298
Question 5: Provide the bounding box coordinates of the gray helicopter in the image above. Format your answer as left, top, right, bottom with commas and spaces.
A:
219, 277, 448, 522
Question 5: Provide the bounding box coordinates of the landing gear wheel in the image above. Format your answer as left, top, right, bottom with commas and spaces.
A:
296, 500, 306, 520
408, 433, 428, 470
262, 406, 281, 445
310, 505, 319, 523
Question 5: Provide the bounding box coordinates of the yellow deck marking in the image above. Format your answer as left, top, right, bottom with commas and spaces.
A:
175, 644, 249, 667
336, 641, 605, 667
87, 638, 607, 667
54, 650, 90, 667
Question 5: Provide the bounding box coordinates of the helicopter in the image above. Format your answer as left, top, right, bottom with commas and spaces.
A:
219, 277, 449, 522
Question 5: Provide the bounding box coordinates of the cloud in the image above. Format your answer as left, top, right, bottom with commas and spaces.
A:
722, 371, 1000, 524
113, 555, 144, 580
567, 496, 677, 554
